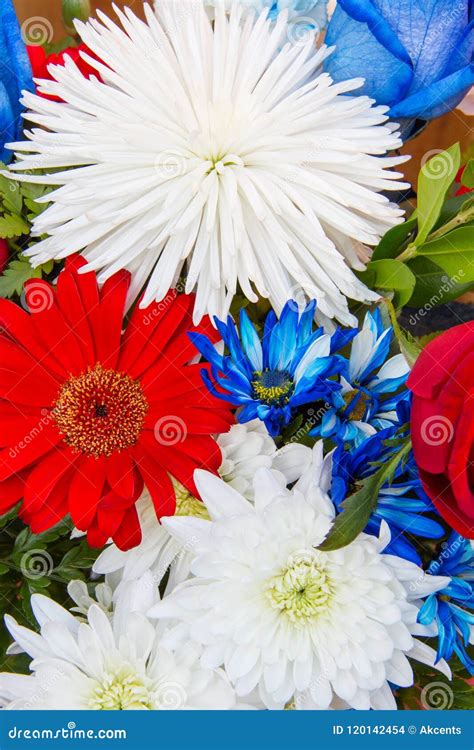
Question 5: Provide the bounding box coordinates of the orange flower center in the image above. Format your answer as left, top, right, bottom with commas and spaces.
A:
53, 363, 148, 458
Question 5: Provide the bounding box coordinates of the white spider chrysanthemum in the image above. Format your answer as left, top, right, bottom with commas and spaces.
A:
10, 1, 407, 324
93, 419, 285, 587
150, 454, 451, 710
0, 572, 236, 710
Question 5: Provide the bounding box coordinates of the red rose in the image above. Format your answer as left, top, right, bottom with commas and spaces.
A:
0, 240, 8, 275
27, 44, 101, 101
408, 322, 474, 538
455, 166, 473, 197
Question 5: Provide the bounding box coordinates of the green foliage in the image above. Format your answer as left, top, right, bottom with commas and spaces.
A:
361, 144, 474, 319
0, 256, 54, 298
397, 660, 474, 710
358, 258, 416, 308
318, 433, 412, 552
416, 143, 461, 244
0, 512, 102, 673
461, 159, 474, 189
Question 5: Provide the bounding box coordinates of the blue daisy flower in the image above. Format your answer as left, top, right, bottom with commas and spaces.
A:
418, 533, 474, 674
310, 308, 410, 446
188, 300, 347, 437
331, 433, 445, 565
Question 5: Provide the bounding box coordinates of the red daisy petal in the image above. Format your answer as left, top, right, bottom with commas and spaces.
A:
21, 478, 69, 534
56, 267, 97, 366
0, 421, 63, 481
132, 444, 176, 517
105, 451, 137, 499
111, 504, 142, 551
96, 271, 130, 369
0, 299, 66, 378
0, 473, 25, 514
24, 446, 79, 511
68, 455, 107, 530
119, 292, 193, 377
0, 262, 233, 551
24, 279, 86, 375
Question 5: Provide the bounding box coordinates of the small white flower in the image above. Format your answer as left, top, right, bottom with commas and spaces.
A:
0, 572, 236, 710
93, 420, 283, 587
11, 1, 407, 325
149, 459, 451, 710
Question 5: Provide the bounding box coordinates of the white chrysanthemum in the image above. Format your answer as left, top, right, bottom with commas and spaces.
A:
93, 419, 283, 586
0, 572, 236, 710
10, 1, 407, 324
150, 454, 451, 710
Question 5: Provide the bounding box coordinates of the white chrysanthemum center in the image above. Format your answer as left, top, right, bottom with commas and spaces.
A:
89, 665, 154, 710
266, 553, 333, 626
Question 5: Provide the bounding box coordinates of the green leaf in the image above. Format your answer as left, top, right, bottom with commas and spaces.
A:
416, 226, 474, 282
0, 175, 23, 215
417, 143, 461, 244
406, 256, 473, 308
319, 436, 412, 551
461, 159, 474, 189
372, 215, 417, 261
0, 257, 43, 298
0, 213, 30, 238
358, 258, 416, 309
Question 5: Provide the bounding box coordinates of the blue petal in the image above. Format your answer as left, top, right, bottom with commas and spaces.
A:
417, 594, 438, 626
239, 309, 263, 372
338, 0, 412, 64
390, 64, 474, 119
375, 0, 469, 86
188, 331, 224, 371
325, 6, 413, 106
270, 302, 299, 371
0, 0, 33, 157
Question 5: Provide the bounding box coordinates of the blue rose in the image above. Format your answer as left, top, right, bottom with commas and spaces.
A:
324, 0, 474, 129
0, 0, 33, 164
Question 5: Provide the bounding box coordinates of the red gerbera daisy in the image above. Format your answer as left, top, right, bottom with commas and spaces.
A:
0, 258, 234, 550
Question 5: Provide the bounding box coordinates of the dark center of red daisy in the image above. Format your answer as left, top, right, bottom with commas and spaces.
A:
53, 363, 148, 458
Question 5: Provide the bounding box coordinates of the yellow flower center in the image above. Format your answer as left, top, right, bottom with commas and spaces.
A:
53, 363, 148, 458
89, 666, 154, 710
252, 369, 294, 406
266, 554, 334, 626
172, 478, 209, 519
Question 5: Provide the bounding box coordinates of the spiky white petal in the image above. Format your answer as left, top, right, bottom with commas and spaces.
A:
10, 1, 407, 324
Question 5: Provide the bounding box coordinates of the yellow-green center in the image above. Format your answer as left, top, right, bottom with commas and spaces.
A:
342, 389, 370, 421
172, 478, 209, 519
266, 556, 333, 626
89, 666, 154, 710
252, 369, 294, 406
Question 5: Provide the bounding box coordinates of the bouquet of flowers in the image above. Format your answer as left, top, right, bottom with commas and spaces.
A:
0, 0, 472, 712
